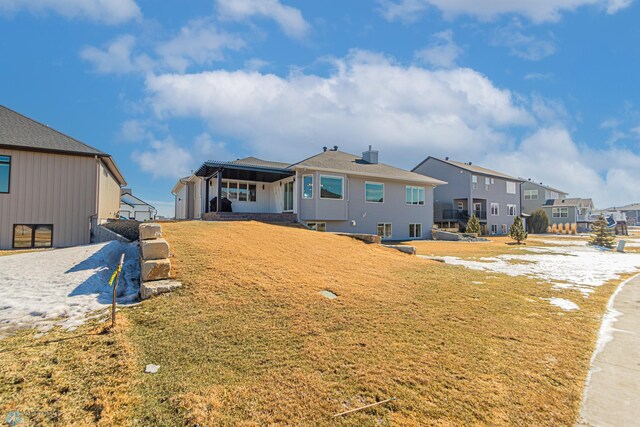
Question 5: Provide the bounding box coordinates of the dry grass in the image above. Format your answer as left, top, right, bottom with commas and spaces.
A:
122, 221, 612, 426
398, 236, 539, 259
0, 319, 137, 426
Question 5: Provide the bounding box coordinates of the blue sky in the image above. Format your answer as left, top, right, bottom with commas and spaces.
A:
1, 0, 639, 216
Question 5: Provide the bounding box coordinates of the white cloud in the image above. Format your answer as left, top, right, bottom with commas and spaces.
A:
486, 127, 640, 208
145, 50, 533, 165
492, 21, 557, 61
0, 0, 141, 24
217, 0, 310, 39
119, 119, 154, 142
131, 138, 193, 179
524, 72, 553, 80
415, 29, 463, 68
379, 0, 634, 23
80, 35, 153, 75
156, 18, 245, 72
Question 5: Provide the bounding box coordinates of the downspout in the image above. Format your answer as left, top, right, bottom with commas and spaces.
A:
92, 156, 101, 241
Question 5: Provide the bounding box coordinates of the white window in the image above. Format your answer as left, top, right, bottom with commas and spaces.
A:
405, 186, 425, 205
307, 222, 326, 232
491, 203, 499, 216
507, 204, 517, 216
222, 181, 256, 202
506, 181, 517, 194
491, 178, 495, 184
524, 189, 538, 200
365, 182, 384, 203
320, 175, 344, 200
409, 223, 422, 239
457, 201, 464, 210
552, 207, 569, 218
491, 224, 498, 235
472, 175, 478, 189
549, 191, 559, 199
485, 177, 491, 191
377, 223, 392, 239
302, 175, 313, 199
501, 224, 507, 234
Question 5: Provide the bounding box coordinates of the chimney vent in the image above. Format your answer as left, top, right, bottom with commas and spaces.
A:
469, 161, 473, 165
362, 145, 379, 164
333, 145, 338, 151
445, 156, 449, 160
323, 146, 328, 152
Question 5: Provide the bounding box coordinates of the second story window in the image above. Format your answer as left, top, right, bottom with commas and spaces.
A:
506, 181, 517, 194
485, 177, 491, 191
507, 204, 517, 216
491, 203, 499, 216
0, 155, 10, 193
302, 175, 313, 199
524, 189, 538, 200
365, 182, 384, 203
406, 186, 425, 205
472, 175, 478, 189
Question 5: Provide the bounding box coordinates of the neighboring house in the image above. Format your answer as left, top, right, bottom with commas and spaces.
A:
520, 180, 569, 215
609, 203, 640, 226
174, 146, 446, 240
0, 105, 126, 250
120, 188, 156, 221
412, 157, 524, 235
541, 198, 594, 232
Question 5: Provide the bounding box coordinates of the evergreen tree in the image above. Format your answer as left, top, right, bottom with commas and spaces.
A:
466, 214, 481, 235
588, 215, 615, 249
528, 209, 549, 234
509, 216, 528, 244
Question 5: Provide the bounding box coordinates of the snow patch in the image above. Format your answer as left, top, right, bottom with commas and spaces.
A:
547, 298, 580, 311
0, 241, 140, 338
432, 245, 640, 296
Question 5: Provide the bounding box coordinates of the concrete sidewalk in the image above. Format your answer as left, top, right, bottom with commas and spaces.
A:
578, 274, 640, 427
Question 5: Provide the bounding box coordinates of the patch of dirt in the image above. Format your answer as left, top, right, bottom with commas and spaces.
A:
103, 220, 142, 241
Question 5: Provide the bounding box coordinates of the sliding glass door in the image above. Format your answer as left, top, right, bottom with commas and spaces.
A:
283, 181, 294, 212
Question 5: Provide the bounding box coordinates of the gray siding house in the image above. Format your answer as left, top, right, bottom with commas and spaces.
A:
612, 203, 640, 226
412, 157, 523, 235
174, 147, 446, 240
0, 105, 126, 250
542, 198, 594, 232
521, 180, 568, 215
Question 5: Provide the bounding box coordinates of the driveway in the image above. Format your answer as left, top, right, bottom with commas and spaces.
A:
0, 241, 139, 338
578, 273, 640, 427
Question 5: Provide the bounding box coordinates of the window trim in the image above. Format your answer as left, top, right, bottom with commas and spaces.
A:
552, 207, 569, 218
364, 181, 385, 204
524, 189, 538, 200
506, 181, 517, 194
319, 174, 345, 201
306, 222, 326, 232
491, 224, 498, 235
302, 174, 314, 199
409, 223, 422, 239
0, 155, 10, 194
501, 224, 507, 234
12, 224, 54, 249
507, 204, 517, 216
490, 203, 499, 216
405, 185, 425, 206
377, 222, 392, 239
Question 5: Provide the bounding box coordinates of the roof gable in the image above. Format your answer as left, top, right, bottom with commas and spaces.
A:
415, 156, 523, 181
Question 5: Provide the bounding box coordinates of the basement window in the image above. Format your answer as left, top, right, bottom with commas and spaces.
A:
13, 224, 53, 249
307, 222, 326, 232
0, 155, 10, 193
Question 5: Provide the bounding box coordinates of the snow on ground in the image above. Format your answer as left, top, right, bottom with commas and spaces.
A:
427, 245, 640, 310
0, 241, 139, 338
547, 298, 580, 311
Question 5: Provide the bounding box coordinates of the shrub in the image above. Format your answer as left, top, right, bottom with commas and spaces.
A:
588, 215, 615, 249
466, 214, 482, 235
527, 209, 549, 234
509, 216, 528, 244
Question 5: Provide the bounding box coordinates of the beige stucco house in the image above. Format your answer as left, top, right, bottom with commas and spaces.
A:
0, 105, 126, 249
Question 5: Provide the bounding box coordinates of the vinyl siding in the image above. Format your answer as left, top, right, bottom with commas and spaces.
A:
0, 148, 120, 249
97, 160, 121, 222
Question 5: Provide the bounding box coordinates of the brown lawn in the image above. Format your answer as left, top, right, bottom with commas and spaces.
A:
0, 222, 622, 426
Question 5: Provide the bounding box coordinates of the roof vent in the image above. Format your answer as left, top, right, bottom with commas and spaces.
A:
445, 156, 449, 160
362, 145, 379, 164
469, 161, 473, 165
323, 146, 328, 152
333, 145, 338, 151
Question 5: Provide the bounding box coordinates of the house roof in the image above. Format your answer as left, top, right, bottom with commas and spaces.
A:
231, 156, 290, 169
521, 180, 567, 195
121, 192, 155, 209
543, 198, 594, 208
0, 105, 126, 185
414, 156, 523, 181
291, 150, 446, 185
610, 202, 640, 211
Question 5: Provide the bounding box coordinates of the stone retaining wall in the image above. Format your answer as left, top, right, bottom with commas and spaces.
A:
139, 223, 181, 300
